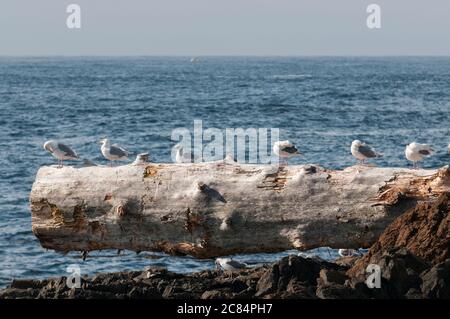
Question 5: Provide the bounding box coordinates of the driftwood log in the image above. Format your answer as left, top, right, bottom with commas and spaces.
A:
29, 157, 450, 258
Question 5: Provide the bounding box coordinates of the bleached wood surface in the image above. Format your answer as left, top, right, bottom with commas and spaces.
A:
29, 158, 450, 258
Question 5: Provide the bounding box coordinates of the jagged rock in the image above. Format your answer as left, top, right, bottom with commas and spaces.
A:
348, 248, 429, 298
316, 284, 357, 299
201, 290, 229, 299
334, 256, 360, 268
255, 255, 346, 298
318, 269, 348, 286
349, 193, 450, 279
420, 260, 450, 299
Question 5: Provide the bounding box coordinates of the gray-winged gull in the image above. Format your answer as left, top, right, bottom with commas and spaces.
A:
43, 140, 79, 168
351, 140, 383, 165
273, 140, 302, 165
215, 257, 247, 278
405, 142, 435, 169
100, 138, 131, 166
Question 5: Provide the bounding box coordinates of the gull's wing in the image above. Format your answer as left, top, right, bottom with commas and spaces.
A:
227, 260, 247, 269
358, 144, 379, 158
281, 145, 299, 154
110, 145, 128, 157
419, 149, 432, 155
418, 144, 434, 155
57, 143, 78, 158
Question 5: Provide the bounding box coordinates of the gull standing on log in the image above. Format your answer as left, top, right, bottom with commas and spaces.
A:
43, 140, 79, 168
405, 142, 435, 169
100, 138, 131, 166
273, 140, 302, 166
173, 144, 194, 163
351, 140, 383, 165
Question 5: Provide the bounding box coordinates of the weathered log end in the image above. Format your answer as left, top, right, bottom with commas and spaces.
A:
29, 162, 450, 258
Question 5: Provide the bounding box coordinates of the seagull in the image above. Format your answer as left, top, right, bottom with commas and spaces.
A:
100, 138, 131, 166
273, 140, 302, 166
405, 142, 435, 169
43, 140, 79, 168
351, 140, 383, 165
215, 257, 247, 278
173, 144, 195, 163
447, 142, 450, 155
338, 249, 362, 258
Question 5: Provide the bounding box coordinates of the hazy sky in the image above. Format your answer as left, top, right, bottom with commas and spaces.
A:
1, 0, 449, 55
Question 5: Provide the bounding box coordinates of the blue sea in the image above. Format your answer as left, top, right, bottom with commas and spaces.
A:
0, 56, 449, 288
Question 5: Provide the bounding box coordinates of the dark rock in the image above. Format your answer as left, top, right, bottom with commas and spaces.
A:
349, 193, 450, 278
318, 269, 348, 286
10, 279, 47, 290
334, 256, 360, 268
420, 260, 450, 299
404, 288, 423, 299
255, 264, 279, 297
316, 284, 357, 299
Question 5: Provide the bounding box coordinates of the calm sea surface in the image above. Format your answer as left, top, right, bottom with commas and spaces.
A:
0, 57, 449, 287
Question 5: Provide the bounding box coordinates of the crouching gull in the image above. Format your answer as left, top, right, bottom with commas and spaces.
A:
43, 140, 79, 168
351, 140, 383, 165
338, 249, 363, 258
405, 142, 435, 169
273, 140, 302, 166
215, 258, 247, 278
100, 138, 132, 166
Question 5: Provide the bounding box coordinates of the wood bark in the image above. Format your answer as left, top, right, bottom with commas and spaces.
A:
29, 157, 450, 258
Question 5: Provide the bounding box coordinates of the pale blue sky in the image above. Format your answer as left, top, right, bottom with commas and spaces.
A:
0, 0, 449, 55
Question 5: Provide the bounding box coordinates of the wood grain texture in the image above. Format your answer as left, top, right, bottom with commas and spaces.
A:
29, 158, 450, 258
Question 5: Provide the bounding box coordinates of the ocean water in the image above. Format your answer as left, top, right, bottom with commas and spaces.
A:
0, 56, 449, 288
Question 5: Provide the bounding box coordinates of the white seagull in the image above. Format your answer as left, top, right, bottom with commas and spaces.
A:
350, 140, 383, 165
405, 142, 435, 169
215, 257, 247, 278
43, 140, 79, 168
338, 249, 362, 258
100, 138, 131, 166
173, 144, 194, 163
447, 142, 450, 155
273, 140, 302, 165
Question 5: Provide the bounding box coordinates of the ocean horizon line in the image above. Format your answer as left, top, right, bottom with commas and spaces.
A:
1, 54, 450, 59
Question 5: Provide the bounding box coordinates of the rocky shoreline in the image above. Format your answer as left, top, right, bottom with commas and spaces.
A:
1, 193, 449, 299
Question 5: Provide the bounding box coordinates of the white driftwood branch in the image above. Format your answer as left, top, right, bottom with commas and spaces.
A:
29, 157, 450, 258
